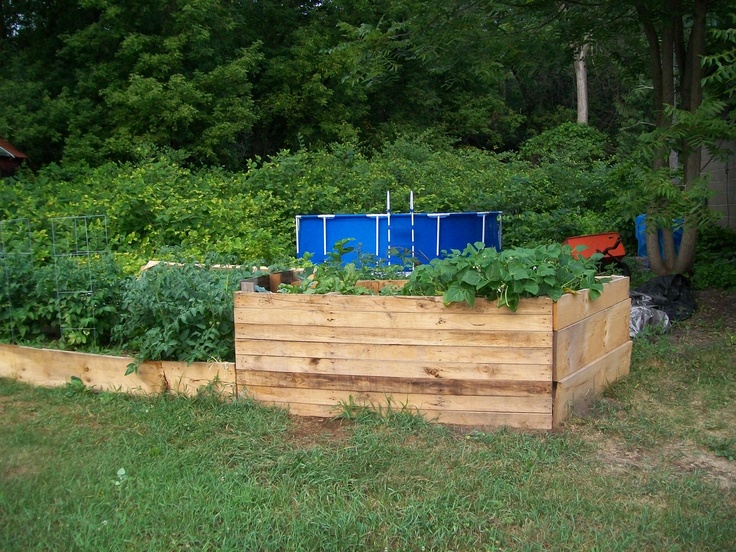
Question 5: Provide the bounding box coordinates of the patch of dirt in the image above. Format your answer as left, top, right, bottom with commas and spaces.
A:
591, 434, 649, 471
666, 444, 736, 490
673, 288, 736, 344
591, 434, 736, 490
286, 416, 352, 447
0, 396, 40, 423
1, 446, 45, 481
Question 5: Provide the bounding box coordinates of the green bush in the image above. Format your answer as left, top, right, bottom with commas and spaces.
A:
2, 134, 631, 273
1, 253, 125, 347
692, 223, 736, 289
519, 122, 612, 166
402, 242, 605, 310
114, 262, 258, 364
1, 151, 291, 264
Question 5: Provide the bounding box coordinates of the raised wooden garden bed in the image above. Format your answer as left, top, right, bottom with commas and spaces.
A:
234, 274, 632, 430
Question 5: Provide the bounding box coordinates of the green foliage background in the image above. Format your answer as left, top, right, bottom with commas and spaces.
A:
2, 126, 625, 263
0, 125, 634, 361
3, 121, 735, 362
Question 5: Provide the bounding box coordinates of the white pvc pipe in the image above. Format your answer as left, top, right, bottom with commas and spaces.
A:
386, 191, 392, 264
318, 214, 335, 256
410, 190, 415, 257
295, 215, 301, 254
427, 213, 449, 256
366, 214, 387, 256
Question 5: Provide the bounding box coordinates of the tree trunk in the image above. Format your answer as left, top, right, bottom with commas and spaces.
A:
574, 43, 590, 124
637, 0, 709, 276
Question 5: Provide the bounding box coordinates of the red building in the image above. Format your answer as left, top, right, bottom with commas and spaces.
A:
0, 138, 28, 176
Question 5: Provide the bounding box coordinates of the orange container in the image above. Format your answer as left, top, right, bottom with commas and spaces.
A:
563, 232, 625, 260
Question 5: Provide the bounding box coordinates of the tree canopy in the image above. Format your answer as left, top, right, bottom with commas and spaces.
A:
3, 0, 698, 168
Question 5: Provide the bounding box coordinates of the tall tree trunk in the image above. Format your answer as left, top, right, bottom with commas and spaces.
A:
574, 42, 590, 124
637, 0, 709, 275
671, 0, 707, 274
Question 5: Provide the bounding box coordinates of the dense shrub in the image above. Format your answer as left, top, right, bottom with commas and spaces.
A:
519, 122, 612, 166
1, 151, 291, 264
2, 251, 265, 363
0, 253, 125, 347
245, 133, 626, 249
691, 223, 736, 289
402, 243, 605, 310
113, 263, 258, 364
0, 126, 636, 269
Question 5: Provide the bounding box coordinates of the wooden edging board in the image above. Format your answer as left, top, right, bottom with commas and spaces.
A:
0, 344, 236, 398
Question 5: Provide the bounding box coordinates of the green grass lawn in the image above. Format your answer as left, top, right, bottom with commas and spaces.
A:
1, 291, 735, 551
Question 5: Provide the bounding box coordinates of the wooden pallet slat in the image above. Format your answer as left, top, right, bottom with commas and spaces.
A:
237, 370, 551, 396
235, 355, 553, 382
0, 344, 236, 398
234, 307, 553, 332
553, 298, 632, 381
243, 385, 553, 414
234, 292, 554, 315
235, 339, 553, 365
552, 340, 633, 427
234, 324, 553, 348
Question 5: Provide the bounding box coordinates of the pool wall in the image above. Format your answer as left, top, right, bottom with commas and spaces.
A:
296, 211, 502, 264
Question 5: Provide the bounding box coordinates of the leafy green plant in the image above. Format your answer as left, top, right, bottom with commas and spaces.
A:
519, 122, 612, 166
63, 376, 91, 398
402, 243, 607, 310
52, 254, 126, 347
282, 241, 608, 312
280, 239, 412, 295
1, 252, 125, 347
114, 262, 257, 370
692, 223, 736, 290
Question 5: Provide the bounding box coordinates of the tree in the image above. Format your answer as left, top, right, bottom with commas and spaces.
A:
543, 0, 733, 275
574, 42, 590, 124
634, 0, 733, 275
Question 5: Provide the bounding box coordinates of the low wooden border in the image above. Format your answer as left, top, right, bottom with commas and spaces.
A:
0, 344, 236, 398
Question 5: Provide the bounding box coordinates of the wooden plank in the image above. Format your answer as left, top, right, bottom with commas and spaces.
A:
428, 410, 552, 430
240, 271, 301, 292
0, 344, 236, 398
236, 355, 553, 382
235, 339, 552, 365
235, 324, 552, 348
235, 308, 553, 332
553, 275, 630, 330
258, 401, 552, 430
243, 386, 553, 413
354, 280, 408, 293
160, 360, 237, 397
553, 299, 631, 381
234, 292, 554, 316
552, 340, 633, 428
0, 344, 164, 394
237, 370, 551, 396
240, 274, 270, 291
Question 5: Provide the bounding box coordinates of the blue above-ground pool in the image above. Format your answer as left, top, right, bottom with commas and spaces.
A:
296, 211, 503, 264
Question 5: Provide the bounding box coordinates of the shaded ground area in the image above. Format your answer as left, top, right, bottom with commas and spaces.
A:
679, 289, 736, 342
